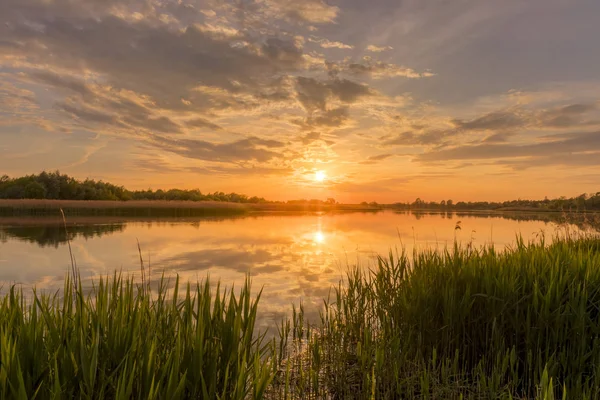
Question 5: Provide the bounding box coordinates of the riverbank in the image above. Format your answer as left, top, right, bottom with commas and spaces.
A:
0, 199, 383, 217
2, 236, 600, 398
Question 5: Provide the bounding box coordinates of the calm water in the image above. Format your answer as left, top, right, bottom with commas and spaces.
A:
0, 211, 591, 329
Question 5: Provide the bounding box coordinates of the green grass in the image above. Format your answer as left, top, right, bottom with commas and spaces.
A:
272, 235, 600, 399
0, 276, 274, 399
3, 236, 600, 399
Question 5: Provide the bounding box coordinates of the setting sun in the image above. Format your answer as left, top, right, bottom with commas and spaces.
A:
315, 170, 326, 182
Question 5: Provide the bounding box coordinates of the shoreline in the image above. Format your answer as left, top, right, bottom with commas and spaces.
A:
0, 199, 597, 221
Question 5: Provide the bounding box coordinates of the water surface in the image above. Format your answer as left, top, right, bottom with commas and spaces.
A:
0, 211, 593, 329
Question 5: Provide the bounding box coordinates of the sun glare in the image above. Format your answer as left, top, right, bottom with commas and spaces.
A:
313, 231, 325, 244
314, 170, 326, 182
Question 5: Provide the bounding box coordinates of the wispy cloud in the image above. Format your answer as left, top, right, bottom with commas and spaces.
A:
309, 37, 354, 49
365, 45, 393, 52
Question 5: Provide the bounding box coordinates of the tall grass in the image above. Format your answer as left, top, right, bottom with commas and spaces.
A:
3, 236, 600, 399
0, 275, 274, 399
274, 235, 600, 399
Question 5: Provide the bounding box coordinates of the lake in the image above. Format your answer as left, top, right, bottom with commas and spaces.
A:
0, 210, 595, 330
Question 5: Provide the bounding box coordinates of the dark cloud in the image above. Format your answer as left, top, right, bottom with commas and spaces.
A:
310, 106, 350, 127
0, 7, 307, 115
58, 102, 123, 126
538, 103, 597, 128
482, 132, 516, 143
185, 118, 223, 131
416, 131, 600, 163
300, 131, 321, 144
29, 71, 94, 98
452, 103, 598, 133
452, 111, 526, 131
292, 106, 351, 130
132, 155, 293, 176
148, 134, 287, 163
298, 131, 335, 145
295, 77, 371, 112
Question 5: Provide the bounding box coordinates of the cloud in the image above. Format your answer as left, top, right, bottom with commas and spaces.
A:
185, 118, 223, 131
308, 106, 350, 127
416, 131, 600, 163
382, 130, 453, 147
0, 79, 38, 116
482, 132, 515, 143
452, 103, 598, 133
260, 0, 339, 24
131, 154, 293, 176
295, 77, 372, 112
366, 45, 393, 52
148, 134, 288, 163
327, 57, 434, 79
538, 103, 598, 128
452, 110, 526, 131
1, 11, 308, 116
58, 102, 124, 127
496, 152, 600, 170
309, 37, 354, 49
359, 153, 394, 164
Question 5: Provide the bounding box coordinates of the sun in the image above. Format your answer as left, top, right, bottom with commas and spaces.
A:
314, 170, 326, 182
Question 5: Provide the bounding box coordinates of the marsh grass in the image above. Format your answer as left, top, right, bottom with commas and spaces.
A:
0, 275, 274, 399
3, 235, 600, 399
272, 235, 600, 399
0, 199, 382, 218
0, 200, 249, 218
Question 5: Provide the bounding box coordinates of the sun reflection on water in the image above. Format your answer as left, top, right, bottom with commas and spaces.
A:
313, 230, 325, 244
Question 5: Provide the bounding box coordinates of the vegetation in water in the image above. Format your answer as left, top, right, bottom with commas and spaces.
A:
2, 235, 600, 398
271, 234, 600, 399
0, 275, 274, 399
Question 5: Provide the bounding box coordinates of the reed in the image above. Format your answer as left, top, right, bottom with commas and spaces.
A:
0, 275, 274, 399
273, 235, 600, 399
3, 235, 600, 399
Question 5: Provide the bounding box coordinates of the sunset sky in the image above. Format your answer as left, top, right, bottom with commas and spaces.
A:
1, 0, 599, 203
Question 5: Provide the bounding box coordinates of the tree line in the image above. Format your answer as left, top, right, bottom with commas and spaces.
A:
0, 172, 267, 203
392, 193, 600, 212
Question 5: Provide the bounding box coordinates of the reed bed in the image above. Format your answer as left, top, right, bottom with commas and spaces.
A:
2, 236, 600, 399
0, 200, 250, 218
0, 276, 274, 399
0, 199, 382, 218
273, 235, 600, 399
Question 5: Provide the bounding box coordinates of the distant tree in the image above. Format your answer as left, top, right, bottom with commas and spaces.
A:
326, 198, 336, 204
0, 172, 268, 203
24, 182, 47, 199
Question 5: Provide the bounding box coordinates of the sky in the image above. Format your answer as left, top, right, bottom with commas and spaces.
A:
1, 0, 599, 203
